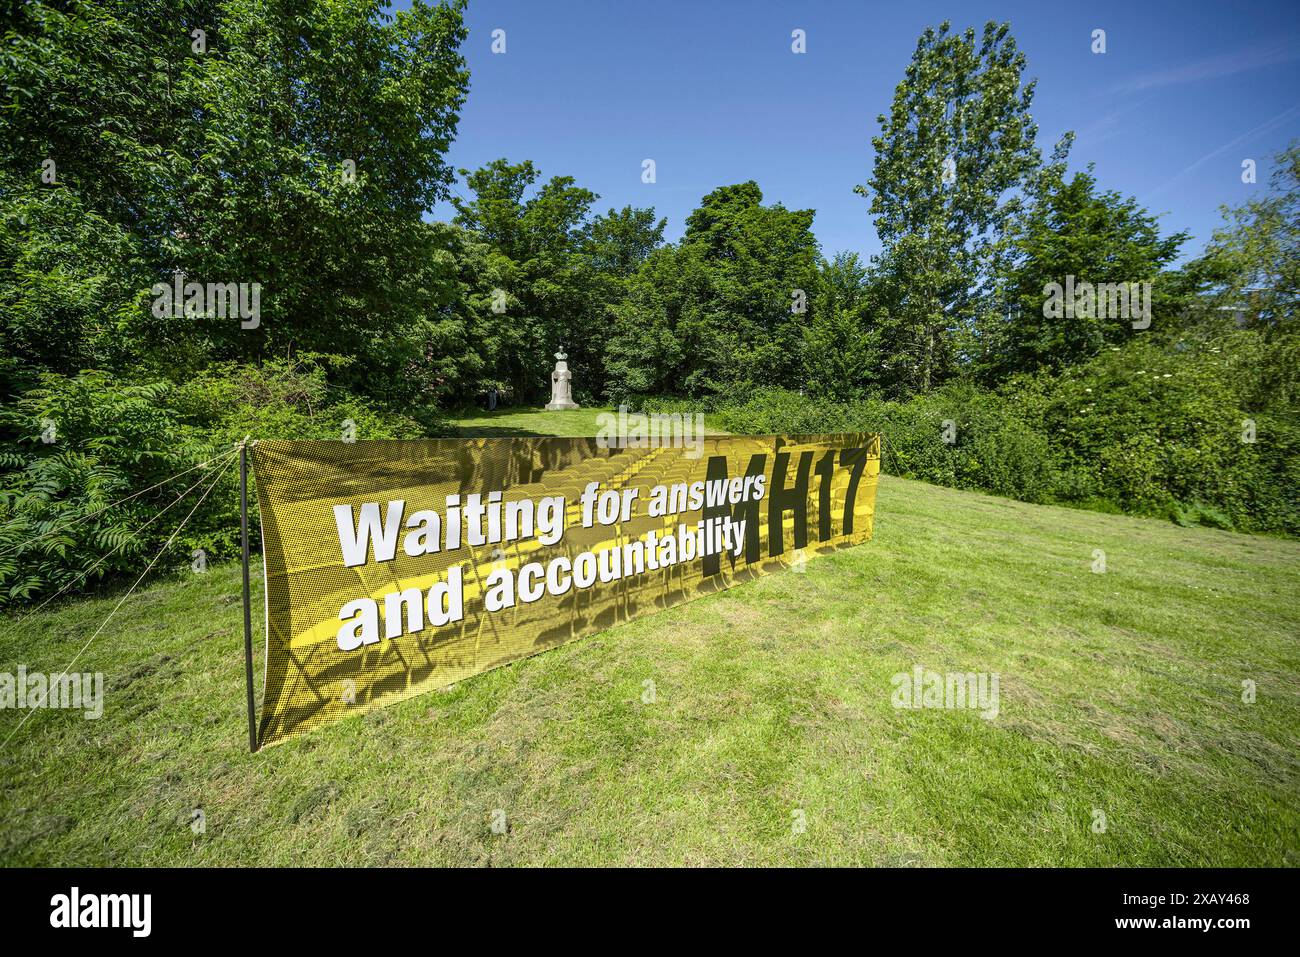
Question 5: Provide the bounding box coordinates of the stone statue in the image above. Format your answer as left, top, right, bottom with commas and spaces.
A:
545, 350, 580, 411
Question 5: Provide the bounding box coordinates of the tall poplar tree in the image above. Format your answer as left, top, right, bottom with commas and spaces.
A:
858, 21, 1040, 396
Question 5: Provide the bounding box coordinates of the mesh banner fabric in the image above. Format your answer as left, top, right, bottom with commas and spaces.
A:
251, 434, 881, 747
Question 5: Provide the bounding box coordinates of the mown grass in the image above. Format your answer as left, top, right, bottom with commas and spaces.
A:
447, 405, 618, 437
446, 405, 725, 438
1, 409, 1297, 866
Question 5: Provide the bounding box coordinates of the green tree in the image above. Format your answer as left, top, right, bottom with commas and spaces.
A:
583, 205, 666, 278
605, 244, 713, 400
0, 0, 470, 397
451, 158, 605, 401
802, 252, 880, 399
858, 20, 1040, 397
1190, 141, 1300, 329
976, 144, 1189, 379
607, 181, 820, 402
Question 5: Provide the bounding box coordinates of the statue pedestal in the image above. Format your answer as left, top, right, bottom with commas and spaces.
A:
545, 351, 581, 411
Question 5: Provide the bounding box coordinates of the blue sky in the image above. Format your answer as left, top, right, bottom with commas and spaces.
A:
403, 0, 1300, 263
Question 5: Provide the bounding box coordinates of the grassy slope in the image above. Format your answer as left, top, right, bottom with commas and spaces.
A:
446, 405, 726, 437
2, 409, 1298, 866
447, 406, 618, 436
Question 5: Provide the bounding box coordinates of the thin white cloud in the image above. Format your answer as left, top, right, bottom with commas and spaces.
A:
1113, 39, 1300, 94
1073, 98, 1153, 148
1143, 103, 1300, 201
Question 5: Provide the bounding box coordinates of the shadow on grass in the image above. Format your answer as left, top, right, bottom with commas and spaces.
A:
452, 424, 546, 437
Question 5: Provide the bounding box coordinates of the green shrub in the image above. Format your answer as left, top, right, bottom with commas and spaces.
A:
634, 395, 722, 417
1170, 501, 1234, 530
171, 358, 427, 446
715, 385, 1054, 504
0, 372, 223, 606
0, 361, 427, 607
701, 329, 1299, 536
1024, 337, 1300, 533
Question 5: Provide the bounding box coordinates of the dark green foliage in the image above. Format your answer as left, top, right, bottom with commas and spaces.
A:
0, 1, 471, 604
801, 252, 880, 400
0, 373, 224, 606
606, 181, 820, 403
976, 152, 1190, 379
0, 361, 423, 607
858, 20, 1041, 396
715, 384, 1055, 506
0, 0, 470, 387
451, 158, 598, 402
1, 8, 1297, 613
1019, 334, 1300, 533
715, 326, 1300, 535
448, 159, 665, 404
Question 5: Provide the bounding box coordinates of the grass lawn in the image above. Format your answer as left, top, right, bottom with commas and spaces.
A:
446, 405, 726, 437
1, 410, 1297, 865
447, 405, 617, 437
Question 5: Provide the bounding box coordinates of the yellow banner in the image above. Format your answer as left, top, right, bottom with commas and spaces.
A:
251, 434, 880, 747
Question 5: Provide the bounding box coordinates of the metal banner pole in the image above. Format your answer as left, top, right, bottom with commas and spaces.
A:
240, 438, 258, 753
